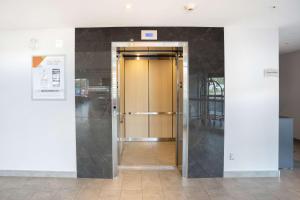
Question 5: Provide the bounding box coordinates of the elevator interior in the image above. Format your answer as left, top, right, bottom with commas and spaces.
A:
116, 46, 184, 171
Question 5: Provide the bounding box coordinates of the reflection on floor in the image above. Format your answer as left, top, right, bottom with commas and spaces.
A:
295, 139, 300, 168
1, 169, 300, 200
120, 142, 176, 166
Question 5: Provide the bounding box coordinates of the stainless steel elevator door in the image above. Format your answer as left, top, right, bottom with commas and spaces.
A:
176, 58, 183, 170
118, 55, 125, 162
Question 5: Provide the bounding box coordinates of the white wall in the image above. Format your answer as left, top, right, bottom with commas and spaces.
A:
0, 29, 76, 174
280, 50, 300, 140
0, 27, 279, 177
224, 27, 279, 174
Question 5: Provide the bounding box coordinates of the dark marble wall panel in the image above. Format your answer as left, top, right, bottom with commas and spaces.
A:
75, 27, 224, 178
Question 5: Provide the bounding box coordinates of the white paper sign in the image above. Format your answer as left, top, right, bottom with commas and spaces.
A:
32, 55, 65, 100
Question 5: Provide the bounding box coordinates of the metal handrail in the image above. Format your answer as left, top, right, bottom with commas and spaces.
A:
127, 112, 176, 115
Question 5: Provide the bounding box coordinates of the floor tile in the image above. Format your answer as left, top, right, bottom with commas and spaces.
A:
120, 142, 176, 166
120, 190, 142, 200
0, 147, 300, 200
75, 188, 101, 200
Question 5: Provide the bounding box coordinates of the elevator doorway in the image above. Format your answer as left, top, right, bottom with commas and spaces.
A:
112, 42, 189, 178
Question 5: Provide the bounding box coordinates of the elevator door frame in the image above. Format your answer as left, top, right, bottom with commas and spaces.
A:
111, 42, 189, 178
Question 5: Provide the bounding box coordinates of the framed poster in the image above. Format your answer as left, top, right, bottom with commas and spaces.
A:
32, 55, 65, 100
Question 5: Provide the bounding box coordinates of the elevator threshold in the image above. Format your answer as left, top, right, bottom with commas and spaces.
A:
119, 165, 176, 171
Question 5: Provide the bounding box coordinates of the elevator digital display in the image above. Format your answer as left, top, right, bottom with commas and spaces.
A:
141, 30, 157, 40
145, 33, 153, 37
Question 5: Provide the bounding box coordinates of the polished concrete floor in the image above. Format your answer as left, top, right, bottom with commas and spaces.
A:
1, 169, 300, 200
120, 142, 176, 166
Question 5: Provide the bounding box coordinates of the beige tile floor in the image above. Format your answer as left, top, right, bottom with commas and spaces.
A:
120, 142, 176, 166
1, 141, 300, 200
1, 169, 300, 200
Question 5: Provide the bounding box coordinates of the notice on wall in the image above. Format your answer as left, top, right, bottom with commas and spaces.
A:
32, 55, 65, 100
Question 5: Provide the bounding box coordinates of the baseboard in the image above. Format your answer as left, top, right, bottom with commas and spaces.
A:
224, 170, 280, 178
0, 170, 77, 178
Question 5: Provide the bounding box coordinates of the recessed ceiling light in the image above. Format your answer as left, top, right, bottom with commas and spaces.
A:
184, 3, 196, 11
125, 4, 132, 9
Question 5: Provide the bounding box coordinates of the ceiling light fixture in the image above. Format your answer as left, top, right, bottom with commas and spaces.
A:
125, 4, 132, 9
184, 3, 196, 12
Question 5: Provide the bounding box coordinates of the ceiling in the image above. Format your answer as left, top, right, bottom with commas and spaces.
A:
279, 0, 300, 54
0, 0, 299, 54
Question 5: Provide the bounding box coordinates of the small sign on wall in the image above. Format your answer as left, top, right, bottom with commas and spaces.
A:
32, 55, 65, 100
264, 68, 279, 77
141, 30, 157, 40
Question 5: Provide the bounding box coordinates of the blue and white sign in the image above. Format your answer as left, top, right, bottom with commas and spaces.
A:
141, 30, 157, 40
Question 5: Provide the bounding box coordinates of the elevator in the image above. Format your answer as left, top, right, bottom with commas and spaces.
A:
111, 42, 189, 177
